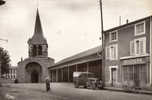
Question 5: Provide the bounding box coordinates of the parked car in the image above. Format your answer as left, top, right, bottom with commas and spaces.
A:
73, 72, 103, 89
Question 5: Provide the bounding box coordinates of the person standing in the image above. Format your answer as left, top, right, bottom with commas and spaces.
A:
45, 77, 50, 92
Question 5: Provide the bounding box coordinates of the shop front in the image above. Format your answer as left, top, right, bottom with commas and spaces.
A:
120, 55, 150, 88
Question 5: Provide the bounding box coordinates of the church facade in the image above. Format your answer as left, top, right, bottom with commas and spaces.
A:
17, 10, 54, 83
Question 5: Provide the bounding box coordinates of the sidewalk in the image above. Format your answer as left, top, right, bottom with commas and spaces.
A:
104, 87, 152, 95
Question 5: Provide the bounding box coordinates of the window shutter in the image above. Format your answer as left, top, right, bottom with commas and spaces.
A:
113, 46, 116, 59
140, 40, 143, 54
115, 44, 118, 60
130, 40, 134, 56
106, 46, 109, 60
140, 38, 146, 54
109, 33, 111, 42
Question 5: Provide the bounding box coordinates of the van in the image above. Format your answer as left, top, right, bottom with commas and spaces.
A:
73, 72, 103, 89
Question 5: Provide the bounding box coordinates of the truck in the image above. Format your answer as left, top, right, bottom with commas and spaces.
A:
73, 72, 103, 89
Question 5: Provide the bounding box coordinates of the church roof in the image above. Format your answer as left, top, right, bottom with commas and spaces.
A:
28, 9, 47, 45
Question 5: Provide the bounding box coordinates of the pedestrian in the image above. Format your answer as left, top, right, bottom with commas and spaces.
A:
45, 77, 50, 92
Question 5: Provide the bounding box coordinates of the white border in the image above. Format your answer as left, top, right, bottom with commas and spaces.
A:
135, 21, 145, 36
150, 17, 152, 85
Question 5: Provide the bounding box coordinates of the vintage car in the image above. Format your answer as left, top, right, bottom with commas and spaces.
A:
73, 72, 103, 89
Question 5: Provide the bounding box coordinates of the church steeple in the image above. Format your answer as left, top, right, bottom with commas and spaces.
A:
28, 9, 47, 45
28, 9, 48, 57
34, 9, 43, 36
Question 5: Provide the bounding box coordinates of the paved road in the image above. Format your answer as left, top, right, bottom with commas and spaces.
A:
2, 83, 152, 100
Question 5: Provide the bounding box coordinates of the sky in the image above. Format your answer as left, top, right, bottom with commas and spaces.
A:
0, 0, 151, 66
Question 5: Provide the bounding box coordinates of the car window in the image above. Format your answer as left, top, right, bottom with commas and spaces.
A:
79, 74, 87, 78
88, 74, 95, 78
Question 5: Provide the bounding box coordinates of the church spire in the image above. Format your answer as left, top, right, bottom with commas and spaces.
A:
28, 8, 48, 57
28, 9, 47, 45
34, 9, 43, 36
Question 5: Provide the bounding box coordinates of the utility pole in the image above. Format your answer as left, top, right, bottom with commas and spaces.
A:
99, 0, 105, 86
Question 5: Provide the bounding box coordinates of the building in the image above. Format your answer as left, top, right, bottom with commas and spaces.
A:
104, 16, 152, 89
17, 9, 54, 83
48, 15, 152, 89
48, 46, 102, 82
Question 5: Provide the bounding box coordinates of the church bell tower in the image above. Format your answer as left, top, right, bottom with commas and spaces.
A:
28, 9, 48, 57
17, 9, 54, 83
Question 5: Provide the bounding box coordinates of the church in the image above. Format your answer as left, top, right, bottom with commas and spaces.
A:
17, 9, 54, 83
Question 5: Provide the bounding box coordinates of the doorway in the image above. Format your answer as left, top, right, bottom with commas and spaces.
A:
31, 70, 39, 83
26, 62, 42, 83
111, 68, 117, 86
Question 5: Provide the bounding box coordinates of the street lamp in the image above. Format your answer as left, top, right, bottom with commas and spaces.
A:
0, 0, 5, 6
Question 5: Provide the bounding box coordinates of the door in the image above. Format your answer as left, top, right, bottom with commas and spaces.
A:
111, 68, 117, 86
31, 70, 39, 83
134, 65, 140, 87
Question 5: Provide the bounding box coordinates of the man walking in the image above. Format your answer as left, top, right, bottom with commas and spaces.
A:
45, 76, 50, 92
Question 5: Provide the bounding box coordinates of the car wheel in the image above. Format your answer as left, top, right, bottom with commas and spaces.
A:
75, 83, 79, 88
91, 83, 96, 90
84, 85, 87, 88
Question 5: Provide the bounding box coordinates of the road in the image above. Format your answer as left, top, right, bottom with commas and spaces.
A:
1, 83, 152, 100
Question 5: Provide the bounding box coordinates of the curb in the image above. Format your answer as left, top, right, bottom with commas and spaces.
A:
103, 88, 152, 95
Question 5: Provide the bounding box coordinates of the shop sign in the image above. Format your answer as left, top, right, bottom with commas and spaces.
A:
122, 58, 146, 65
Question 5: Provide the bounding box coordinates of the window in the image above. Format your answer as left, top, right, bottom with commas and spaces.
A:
38, 45, 42, 55
136, 40, 140, 54
123, 65, 148, 84
109, 30, 118, 42
130, 37, 146, 56
134, 37, 146, 55
135, 21, 145, 36
32, 45, 37, 57
123, 66, 134, 81
106, 44, 118, 60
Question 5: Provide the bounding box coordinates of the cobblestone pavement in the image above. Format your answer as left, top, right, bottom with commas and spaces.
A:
1, 83, 152, 100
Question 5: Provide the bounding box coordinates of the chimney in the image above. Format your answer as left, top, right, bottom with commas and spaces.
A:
119, 16, 121, 26
126, 19, 129, 24
21, 57, 23, 62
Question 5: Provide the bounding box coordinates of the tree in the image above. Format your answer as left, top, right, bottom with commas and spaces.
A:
0, 47, 11, 76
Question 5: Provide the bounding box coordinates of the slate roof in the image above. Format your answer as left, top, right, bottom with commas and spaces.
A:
104, 15, 152, 33
28, 9, 47, 45
50, 46, 102, 67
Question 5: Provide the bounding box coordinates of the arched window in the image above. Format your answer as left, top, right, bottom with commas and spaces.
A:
38, 45, 42, 55
32, 45, 37, 57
